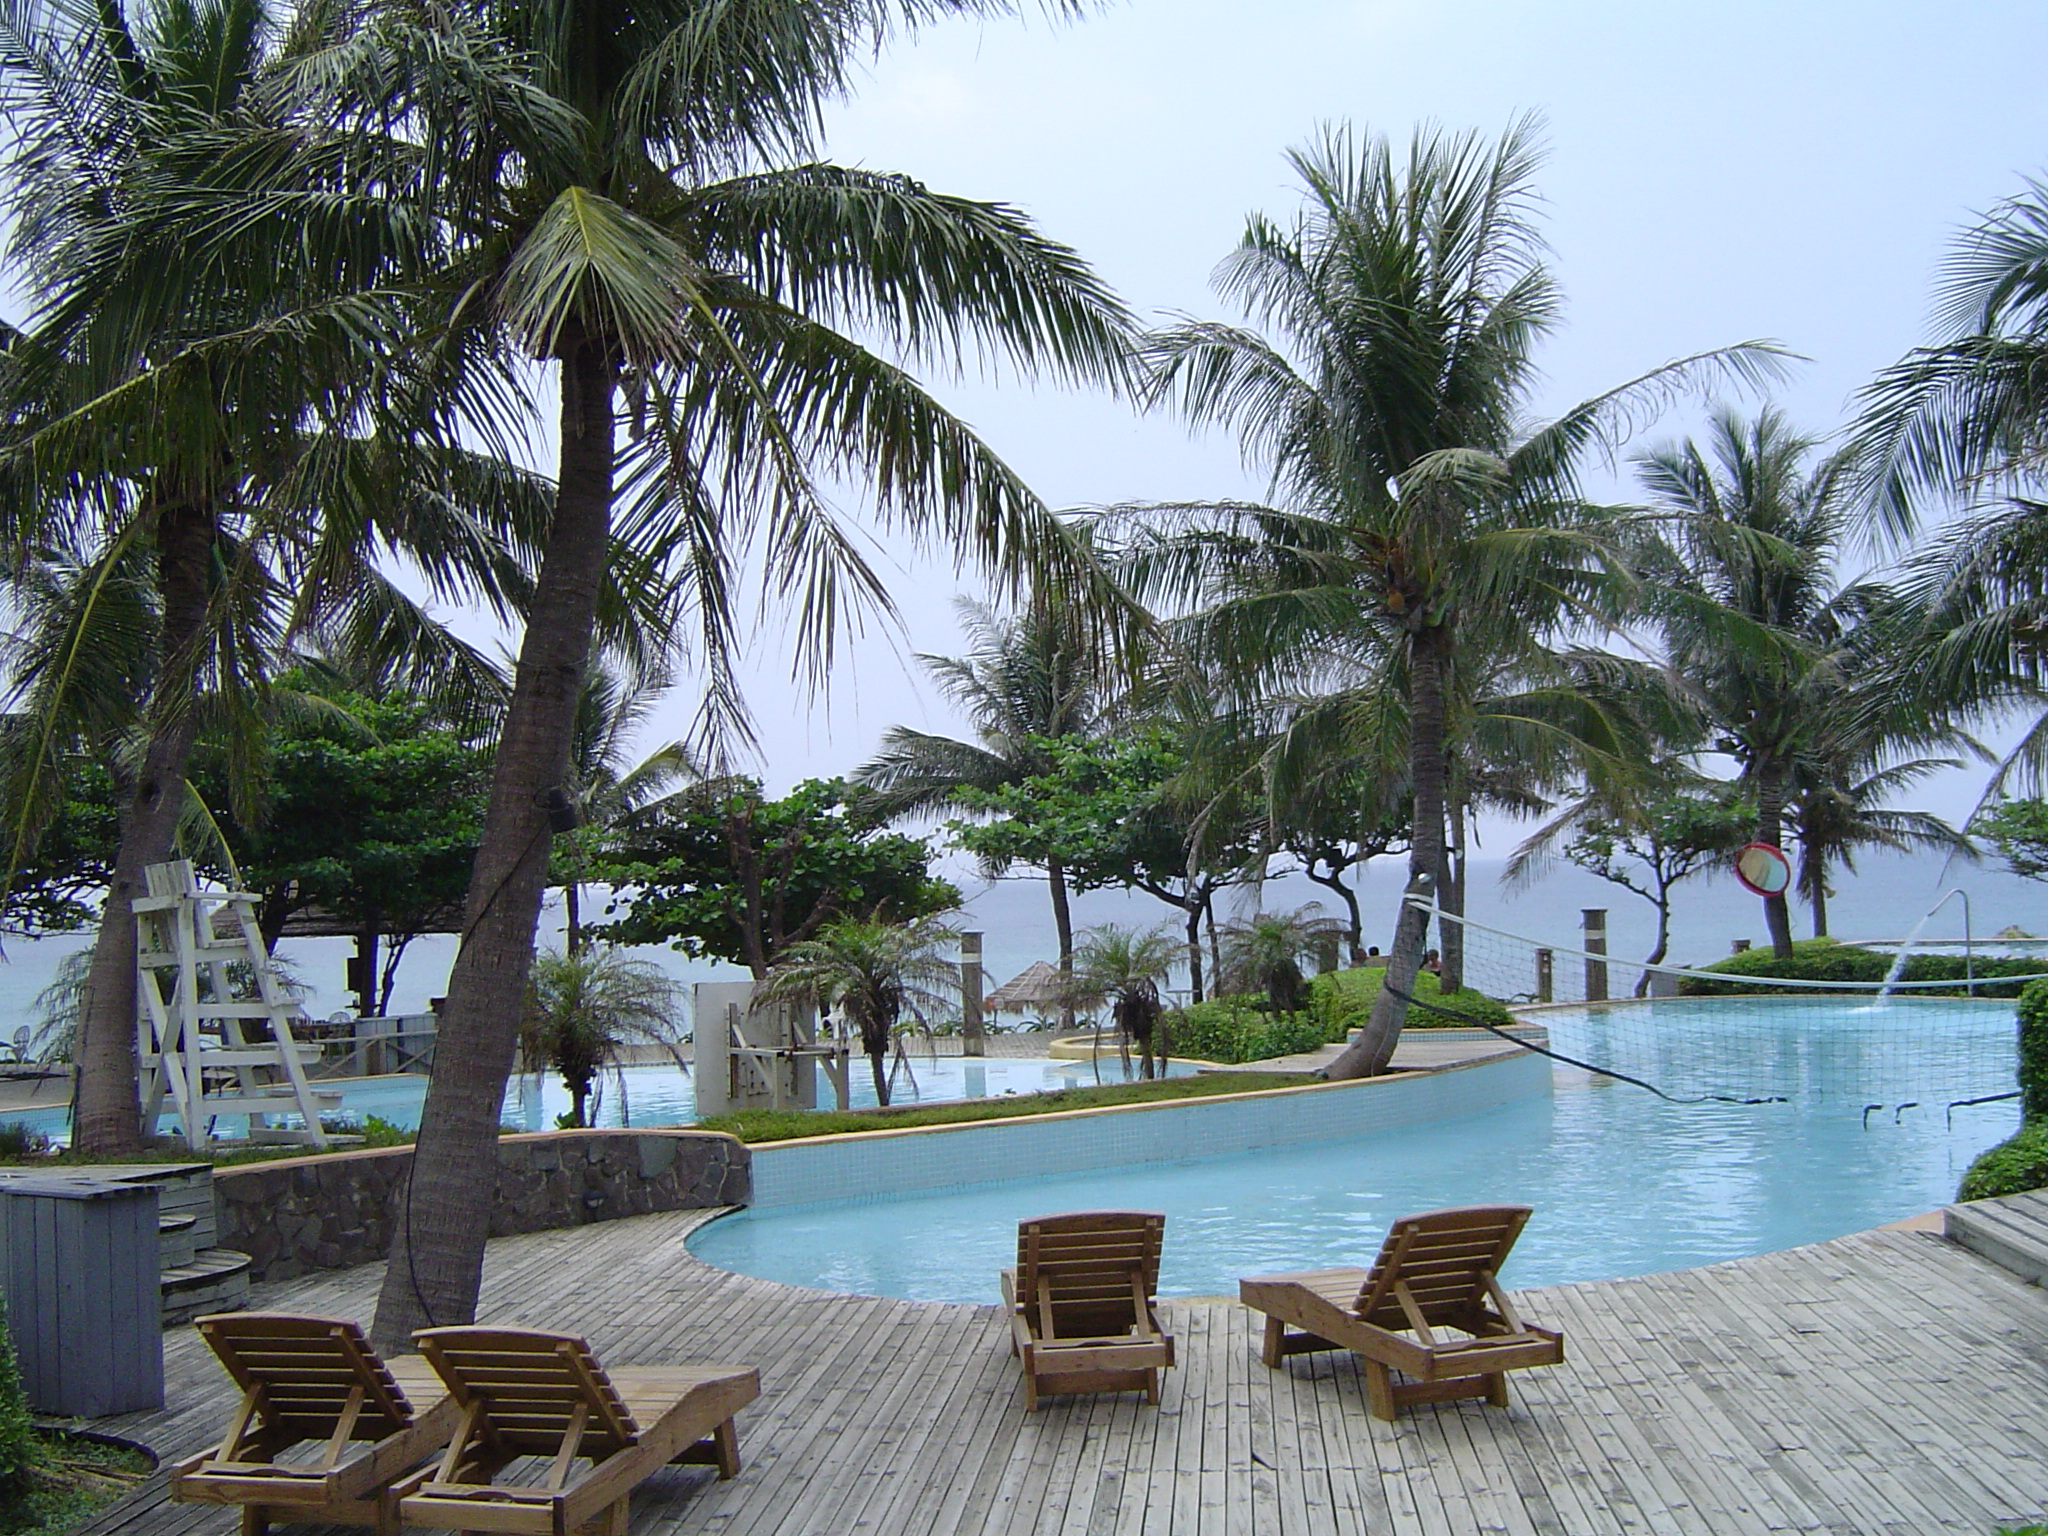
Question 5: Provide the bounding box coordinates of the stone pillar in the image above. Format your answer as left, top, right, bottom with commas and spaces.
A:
1535, 948, 1553, 1004
1583, 909, 1608, 1003
960, 932, 985, 1058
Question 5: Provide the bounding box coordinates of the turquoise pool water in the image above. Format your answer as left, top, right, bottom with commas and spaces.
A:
2, 1052, 1193, 1142
687, 998, 2024, 1301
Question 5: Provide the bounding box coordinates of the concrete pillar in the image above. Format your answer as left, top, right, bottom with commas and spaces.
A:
1583, 909, 1608, 1003
960, 932, 985, 1058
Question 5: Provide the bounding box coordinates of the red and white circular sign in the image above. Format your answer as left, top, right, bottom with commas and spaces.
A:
1733, 842, 1792, 897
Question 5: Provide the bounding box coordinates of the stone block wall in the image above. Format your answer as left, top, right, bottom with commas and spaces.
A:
214, 1129, 749, 1282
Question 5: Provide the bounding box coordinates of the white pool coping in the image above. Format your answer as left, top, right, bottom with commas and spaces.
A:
745, 1047, 1550, 1209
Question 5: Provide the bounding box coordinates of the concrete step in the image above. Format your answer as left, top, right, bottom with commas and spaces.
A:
1945, 1190, 2048, 1287
161, 1247, 251, 1327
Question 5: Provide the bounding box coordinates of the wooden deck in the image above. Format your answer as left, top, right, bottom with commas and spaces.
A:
82, 1208, 2048, 1536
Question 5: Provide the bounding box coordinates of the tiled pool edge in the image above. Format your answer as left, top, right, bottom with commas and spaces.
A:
746, 1047, 1549, 1209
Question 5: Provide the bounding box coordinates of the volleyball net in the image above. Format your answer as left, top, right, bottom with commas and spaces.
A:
1403, 901, 2041, 1116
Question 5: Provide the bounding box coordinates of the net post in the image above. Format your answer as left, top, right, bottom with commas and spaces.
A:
1535, 948, 1553, 1004
1582, 910, 1608, 1002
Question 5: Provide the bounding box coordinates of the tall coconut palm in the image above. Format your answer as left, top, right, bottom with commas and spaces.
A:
1129, 120, 1780, 1077
758, 913, 959, 1106
1065, 921, 1179, 1078
856, 597, 1116, 1004
354, 0, 1134, 1344
1633, 407, 1963, 955
0, 0, 556, 1154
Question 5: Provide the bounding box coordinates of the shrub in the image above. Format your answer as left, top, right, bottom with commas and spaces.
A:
1163, 997, 1332, 1065
1680, 938, 2041, 997
1310, 967, 1516, 1033
0, 1124, 50, 1161
0, 1298, 40, 1521
1958, 1118, 2048, 1201
2019, 981, 2048, 1121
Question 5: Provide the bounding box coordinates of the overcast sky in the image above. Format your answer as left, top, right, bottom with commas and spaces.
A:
518, 3, 2048, 830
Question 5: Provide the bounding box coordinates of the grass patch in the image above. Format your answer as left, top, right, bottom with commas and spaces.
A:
697, 1071, 1312, 1143
1, 1431, 151, 1536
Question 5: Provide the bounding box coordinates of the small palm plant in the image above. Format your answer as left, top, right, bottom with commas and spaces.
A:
760, 915, 960, 1106
1219, 905, 1346, 1017
1067, 923, 1181, 1079
519, 948, 690, 1128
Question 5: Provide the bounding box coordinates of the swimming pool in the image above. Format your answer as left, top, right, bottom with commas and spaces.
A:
0, 1052, 1195, 1143
687, 997, 2024, 1301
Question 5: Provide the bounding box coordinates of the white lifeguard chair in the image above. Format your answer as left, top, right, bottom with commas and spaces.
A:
134, 859, 338, 1150
691, 981, 850, 1117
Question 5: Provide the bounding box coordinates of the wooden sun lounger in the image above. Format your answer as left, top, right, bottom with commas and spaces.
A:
1000, 1210, 1175, 1410
169, 1312, 460, 1536
395, 1326, 760, 1536
1239, 1204, 1564, 1421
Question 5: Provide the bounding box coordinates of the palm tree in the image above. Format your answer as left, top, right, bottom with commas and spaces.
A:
519, 947, 690, 1127
0, 0, 553, 1154
857, 596, 1120, 1018
1216, 904, 1343, 1016
1129, 120, 1779, 1076
1633, 407, 1962, 955
758, 913, 959, 1106
352, 0, 1134, 1343
1066, 922, 1179, 1078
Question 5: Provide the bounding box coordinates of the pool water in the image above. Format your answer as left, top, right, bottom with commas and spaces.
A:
1, 1052, 1194, 1143
687, 997, 2025, 1301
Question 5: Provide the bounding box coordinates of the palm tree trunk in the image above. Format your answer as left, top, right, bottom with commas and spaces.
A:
1439, 784, 1467, 993
1328, 622, 1450, 1079
868, 1044, 891, 1106
371, 338, 619, 1349
1757, 759, 1795, 959
1182, 901, 1204, 1003
1046, 857, 1074, 1031
71, 501, 214, 1154
565, 882, 582, 954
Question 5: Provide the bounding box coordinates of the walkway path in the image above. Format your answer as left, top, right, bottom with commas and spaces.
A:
82, 1204, 2048, 1535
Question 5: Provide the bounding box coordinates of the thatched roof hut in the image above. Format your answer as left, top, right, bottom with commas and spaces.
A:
983, 961, 1065, 1013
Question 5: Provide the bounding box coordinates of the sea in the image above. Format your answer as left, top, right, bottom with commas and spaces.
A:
4, 846, 2043, 1037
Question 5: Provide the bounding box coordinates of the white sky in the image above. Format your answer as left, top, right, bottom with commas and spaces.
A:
421, 2, 2048, 829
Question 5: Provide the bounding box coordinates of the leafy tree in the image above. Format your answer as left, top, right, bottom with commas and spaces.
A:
1509, 781, 1751, 990
212, 689, 493, 1012
519, 947, 689, 1127
758, 914, 960, 1105
1130, 120, 1777, 1076
591, 779, 957, 976
359, 0, 1135, 1344
1066, 922, 1179, 1078
1976, 799, 2048, 882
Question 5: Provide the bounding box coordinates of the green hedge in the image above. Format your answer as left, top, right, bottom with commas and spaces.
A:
1164, 997, 1332, 1064
1310, 966, 1516, 1033
2020, 980, 2048, 1121
1958, 1118, 2048, 1201
0, 1298, 38, 1522
1679, 937, 2042, 997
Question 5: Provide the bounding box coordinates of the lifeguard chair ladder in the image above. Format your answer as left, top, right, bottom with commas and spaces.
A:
134, 859, 337, 1150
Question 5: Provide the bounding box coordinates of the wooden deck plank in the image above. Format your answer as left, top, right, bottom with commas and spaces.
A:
74, 1205, 2048, 1536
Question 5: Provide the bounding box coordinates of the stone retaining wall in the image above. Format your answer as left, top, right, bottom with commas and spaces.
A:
214, 1129, 749, 1282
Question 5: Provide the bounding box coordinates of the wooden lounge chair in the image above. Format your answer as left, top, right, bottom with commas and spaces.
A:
395, 1326, 760, 1536
1239, 1204, 1564, 1422
1000, 1210, 1175, 1410
169, 1312, 460, 1536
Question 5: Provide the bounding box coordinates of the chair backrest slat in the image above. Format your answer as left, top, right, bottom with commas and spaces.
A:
415, 1327, 640, 1458
1017, 1211, 1165, 1335
197, 1313, 413, 1441
1350, 1206, 1532, 1329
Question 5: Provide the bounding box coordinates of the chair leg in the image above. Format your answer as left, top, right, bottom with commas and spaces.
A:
1485, 1372, 1509, 1409
241, 1506, 270, 1536
1145, 1368, 1159, 1406
1024, 1372, 1041, 1411
1363, 1359, 1396, 1422
712, 1418, 742, 1480
1261, 1316, 1287, 1369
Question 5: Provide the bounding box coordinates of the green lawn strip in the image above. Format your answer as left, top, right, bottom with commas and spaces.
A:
695, 1071, 1311, 1143
2, 1432, 151, 1536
